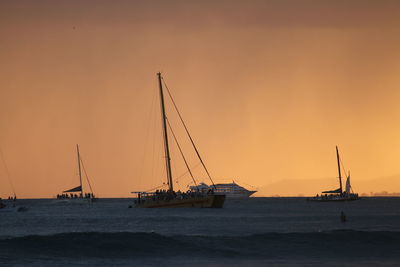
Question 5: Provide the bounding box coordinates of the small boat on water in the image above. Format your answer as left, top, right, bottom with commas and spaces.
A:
0, 196, 16, 210
0, 198, 6, 209
308, 146, 359, 202
56, 145, 96, 203
190, 181, 257, 199
0, 197, 28, 212
132, 73, 225, 208
0, 149, 27, 211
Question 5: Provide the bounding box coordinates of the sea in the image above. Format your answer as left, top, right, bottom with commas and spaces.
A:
1, 197, 399, 266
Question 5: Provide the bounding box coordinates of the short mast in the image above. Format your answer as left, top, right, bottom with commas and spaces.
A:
77, 144, 83, 196
158, 73, 174, 191
336, 146, 343, 193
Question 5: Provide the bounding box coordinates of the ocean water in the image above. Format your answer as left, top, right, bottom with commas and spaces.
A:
1, 197, 400, 266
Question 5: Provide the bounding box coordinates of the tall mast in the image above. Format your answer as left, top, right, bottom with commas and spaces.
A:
336, 145, 343, 193
158, 73, 173, 191
77, 144, 83, 196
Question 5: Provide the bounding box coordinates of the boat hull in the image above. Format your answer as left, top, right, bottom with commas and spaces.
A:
54, 197, 96, 204
219, 190, 257, 199
307, 195, 360, 202
135, 194, 225, 208
190, 182, 257, 199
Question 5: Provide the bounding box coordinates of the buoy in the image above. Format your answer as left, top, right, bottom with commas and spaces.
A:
340, 211, 347, 222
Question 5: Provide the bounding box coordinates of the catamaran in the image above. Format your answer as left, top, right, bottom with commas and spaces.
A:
56, 145, 96, 202
132, 73, 225, 208
308, 146, 359, 202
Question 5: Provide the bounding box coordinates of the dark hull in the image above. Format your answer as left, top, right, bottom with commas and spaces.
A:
54, 197, 96, 204
307, 196, 360, 202
218, 190, 257, 199
135, 195, 225, 208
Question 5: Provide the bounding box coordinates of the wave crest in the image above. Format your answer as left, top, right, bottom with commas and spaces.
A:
1, 230, 399, 259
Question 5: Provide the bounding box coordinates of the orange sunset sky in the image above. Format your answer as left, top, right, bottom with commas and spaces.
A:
1, 0, 400, 198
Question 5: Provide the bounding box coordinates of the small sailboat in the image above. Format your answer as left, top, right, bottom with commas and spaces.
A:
0, 148, 28, 211
132, 73, 225, 208
0, 198, 13, 212
56, 145, 96, 202
308, 146, 359, 202
0, 198, 5, 209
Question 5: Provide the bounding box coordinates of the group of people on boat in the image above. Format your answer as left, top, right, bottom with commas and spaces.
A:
0, 196, 18, 209
312, 192, 359, 200
56, 192, 95, 199
136, 189, 214, 204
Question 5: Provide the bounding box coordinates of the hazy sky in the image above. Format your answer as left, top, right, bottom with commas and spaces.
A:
1, 0, 400, 198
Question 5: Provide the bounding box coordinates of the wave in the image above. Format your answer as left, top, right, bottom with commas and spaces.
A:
1, 230, 399, 260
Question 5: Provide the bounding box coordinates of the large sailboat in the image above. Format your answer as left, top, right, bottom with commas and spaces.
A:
56, 145, 96, 202
133, 73, 225, 208
308, 146, 359, 202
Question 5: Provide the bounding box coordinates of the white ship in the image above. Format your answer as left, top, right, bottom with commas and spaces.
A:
190, 181, 256, 199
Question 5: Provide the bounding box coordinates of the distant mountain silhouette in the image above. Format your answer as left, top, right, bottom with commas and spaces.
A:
256, 175, 400, 197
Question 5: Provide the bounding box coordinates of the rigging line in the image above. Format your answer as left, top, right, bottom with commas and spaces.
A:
139, 83, 157, 189
79, 157, 94, 195
0, 147, 16, 197
157, 85, 170, 187
152, 93, 164, 187
234, 179, 258, 189
158, 73, 173, 191
166, 117, 198, 189
339, 158, 349, 178
148, 76, 164, 187
175, 162, 202, 183
161, 77, 216, 189
145, 184, 167, 193
158, 117, 167, 186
